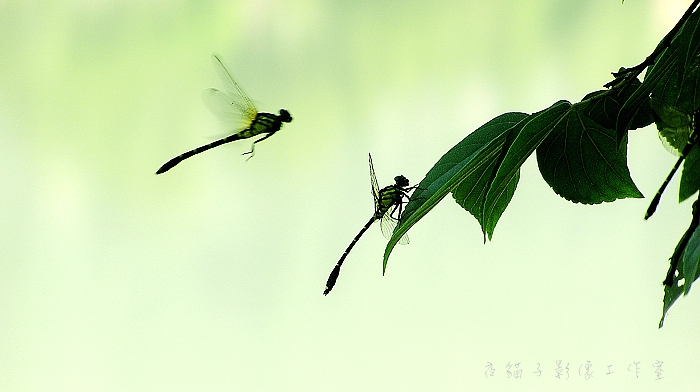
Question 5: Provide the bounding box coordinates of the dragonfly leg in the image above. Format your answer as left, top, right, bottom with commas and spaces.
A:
400, 185, 422, 198
390, 199, 405, 221
243, 142, 256, 161
242, 133, 273, 161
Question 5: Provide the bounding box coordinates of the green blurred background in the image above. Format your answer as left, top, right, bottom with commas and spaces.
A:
1, 0, 698, 390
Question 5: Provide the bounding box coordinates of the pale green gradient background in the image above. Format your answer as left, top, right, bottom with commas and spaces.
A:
1, 0, 699, 390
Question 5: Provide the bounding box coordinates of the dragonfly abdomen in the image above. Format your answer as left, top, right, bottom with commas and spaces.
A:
155, 132, 244, 174
323, 216, 377, 295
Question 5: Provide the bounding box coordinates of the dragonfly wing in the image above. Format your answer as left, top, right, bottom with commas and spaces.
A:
369, 153, 380, 210
380, 213, 409, 244
210, 53, 259, 125
201, 88, 251, 130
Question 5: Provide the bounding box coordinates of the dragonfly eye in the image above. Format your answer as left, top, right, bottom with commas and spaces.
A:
279, 109, 293, 123
394, 175, 409, 187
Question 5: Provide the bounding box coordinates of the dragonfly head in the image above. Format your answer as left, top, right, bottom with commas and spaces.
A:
394, 175, 409, 187
278, 109, 293, 123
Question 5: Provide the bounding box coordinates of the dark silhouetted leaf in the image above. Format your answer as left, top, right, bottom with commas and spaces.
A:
650, 97, 692, 152
537, 104, 643, 204
680, 145, 700, 201
647, 8, 700, 123
661, 198, 700, 327
682, 224, 700, 296
483, 101, 572, 224
382, 112, 530, 272
621, 8, 700, 147
452, 120, 525, 241
618, 46, 678, 143
582, 79, 653, 132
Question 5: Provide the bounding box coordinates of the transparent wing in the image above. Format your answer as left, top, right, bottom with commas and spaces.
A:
369, 153, 380, 212
380, 212, 409, 244
206, 53, 258, 125
201, 88, 253, 131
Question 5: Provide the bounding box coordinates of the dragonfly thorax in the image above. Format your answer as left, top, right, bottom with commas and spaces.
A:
278, 109, 293, 123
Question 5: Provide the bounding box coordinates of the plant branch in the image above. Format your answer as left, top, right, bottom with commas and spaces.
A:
604, 0, 700, 90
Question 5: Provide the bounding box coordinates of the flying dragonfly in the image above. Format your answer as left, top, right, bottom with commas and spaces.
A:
323, 153, 417, 295
645, 98, 699, 219
156, 53, 292, 174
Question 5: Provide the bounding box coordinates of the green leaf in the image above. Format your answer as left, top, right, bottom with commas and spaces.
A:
618, 46, 678, 142
536, 103, 644, 204
682, 223, 700, 296
660, 211, 700, 327
582, 78, 653, 132
660, 280, 684, 328
650, 96, 692, 152
649, 8, 700, 115
452, 120, 524, 241
680, 145, 700, 201
647, 97, 700, 202
454, 169, 520, 242
624, 8, 700, 149
483, 101, 572, 225
670, 9, 700, 107
382, 112, 530, 272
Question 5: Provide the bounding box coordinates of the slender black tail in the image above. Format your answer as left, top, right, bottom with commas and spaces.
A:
324, 217, 376, 295
156, 133, 243, 174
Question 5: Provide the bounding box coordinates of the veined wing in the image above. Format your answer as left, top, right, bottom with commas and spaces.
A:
201, 88, 253, 131
369, 153, 380, 212
201, 53, 258, 130
210, 53, 258, 121
379, 208, 409, 245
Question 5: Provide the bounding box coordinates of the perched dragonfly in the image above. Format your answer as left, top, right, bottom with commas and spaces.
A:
645, 99, 699, 219
156, 53, 292, 174
323, 153, 417, 295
